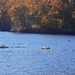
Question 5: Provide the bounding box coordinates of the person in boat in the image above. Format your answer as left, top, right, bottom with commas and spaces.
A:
41, 46, 50, 50
0, 44, 8, 48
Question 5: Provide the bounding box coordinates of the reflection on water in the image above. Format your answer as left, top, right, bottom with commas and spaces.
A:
0, 31, 75, 75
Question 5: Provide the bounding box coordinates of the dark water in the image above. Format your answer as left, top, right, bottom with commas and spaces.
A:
0, 31, 75, 75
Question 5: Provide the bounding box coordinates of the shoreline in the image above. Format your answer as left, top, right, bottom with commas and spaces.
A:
0, 30, 75, 35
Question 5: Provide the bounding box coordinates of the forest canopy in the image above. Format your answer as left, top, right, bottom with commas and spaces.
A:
0, 0, 75, 34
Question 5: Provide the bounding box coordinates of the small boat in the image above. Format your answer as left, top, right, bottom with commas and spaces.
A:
41, 46, 50, 50
0, 44, 8, 48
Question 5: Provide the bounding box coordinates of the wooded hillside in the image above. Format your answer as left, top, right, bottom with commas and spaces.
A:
0, 0, 75, 34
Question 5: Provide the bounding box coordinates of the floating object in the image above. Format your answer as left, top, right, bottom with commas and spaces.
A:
41, 46, 50, 50
68, 40, 70, 42
0, 44, 8, 48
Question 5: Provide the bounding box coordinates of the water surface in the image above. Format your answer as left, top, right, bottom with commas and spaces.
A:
0, 31, 75, 75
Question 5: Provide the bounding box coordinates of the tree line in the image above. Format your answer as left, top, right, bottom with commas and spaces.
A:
0, 0, 75, 34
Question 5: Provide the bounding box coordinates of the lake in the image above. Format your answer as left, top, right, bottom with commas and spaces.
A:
0, 31, 75, 75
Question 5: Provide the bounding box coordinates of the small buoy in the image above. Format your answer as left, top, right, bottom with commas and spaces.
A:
68, 40, 70, 42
